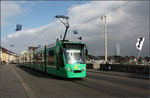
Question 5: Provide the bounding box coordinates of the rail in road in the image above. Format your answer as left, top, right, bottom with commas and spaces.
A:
86, 69, 149, 80
0, 64, 149, 98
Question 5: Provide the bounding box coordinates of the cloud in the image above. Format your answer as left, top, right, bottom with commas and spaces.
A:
1, 1, 25, 26
2, 20, 65, 54
69, 1, 149, 57
1, 1, 149, 57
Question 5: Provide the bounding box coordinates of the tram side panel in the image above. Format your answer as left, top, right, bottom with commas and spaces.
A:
34, 50, 45, 72
19, 41, 87, 78
56, 42, 67, 78
46, 47, 57, 76
30, 50, 34, 69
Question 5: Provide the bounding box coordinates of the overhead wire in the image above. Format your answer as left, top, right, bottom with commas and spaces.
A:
64, 0, 82, 15
15, 1, 133, 53
67, 1, 134, 42
25, 0, 82, 45
42, 0, 82, 43
70, 0, 134, 30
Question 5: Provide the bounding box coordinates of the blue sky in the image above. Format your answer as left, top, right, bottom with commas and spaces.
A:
2, 1, 89, 38
1, 1, 149, 57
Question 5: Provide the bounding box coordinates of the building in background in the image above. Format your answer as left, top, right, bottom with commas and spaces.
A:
28, 46, 39, 51
19, 46, 39, 63
0, 46, 18, 64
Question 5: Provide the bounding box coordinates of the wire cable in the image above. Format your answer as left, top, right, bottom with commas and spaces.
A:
70, 1, 134, 30
42, 0, 82, 43
25, 1, 82, 45
13, 1, 133, 53
64, 0, 82, 15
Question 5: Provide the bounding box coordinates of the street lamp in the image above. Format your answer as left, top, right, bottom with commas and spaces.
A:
101, 16, 108, 63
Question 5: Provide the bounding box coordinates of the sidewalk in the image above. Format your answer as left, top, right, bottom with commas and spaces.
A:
0, 64, 28, 98
87, 69, 149, 80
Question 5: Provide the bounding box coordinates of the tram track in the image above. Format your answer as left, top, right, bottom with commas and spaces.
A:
86, 69, 149, 80
70, 76, 147, 97
69, 70, 149, 97
86, 71, 149, 89
11, 64, 149, 97
70, 78, 120, 97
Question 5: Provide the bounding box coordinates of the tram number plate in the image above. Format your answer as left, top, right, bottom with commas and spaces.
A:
74, 70, 81, 73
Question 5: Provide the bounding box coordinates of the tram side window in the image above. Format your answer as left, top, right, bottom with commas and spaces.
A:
35, 53, 42, 65
48, 50, 54, 66
37, 53, 42, 61
30, 52, 34, 63
34, 54, 38, 64
34, 54, 37, 61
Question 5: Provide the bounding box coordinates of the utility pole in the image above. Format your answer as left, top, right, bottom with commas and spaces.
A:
101, 16, 108, 63
104, 16, 108, 62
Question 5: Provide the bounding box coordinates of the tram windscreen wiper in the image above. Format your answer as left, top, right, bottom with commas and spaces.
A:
76, 61, 84, 64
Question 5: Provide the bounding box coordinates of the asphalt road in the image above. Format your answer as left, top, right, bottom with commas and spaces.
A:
0, 64, 28, 98
1, 64, 149, 98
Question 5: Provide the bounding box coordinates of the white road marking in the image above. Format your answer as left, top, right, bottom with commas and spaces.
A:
11, 65, 37, 98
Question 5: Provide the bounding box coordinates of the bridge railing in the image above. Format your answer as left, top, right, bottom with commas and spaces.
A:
86, 63, 150, 75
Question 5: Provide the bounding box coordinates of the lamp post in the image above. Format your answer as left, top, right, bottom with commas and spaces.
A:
101, 16, 108, 63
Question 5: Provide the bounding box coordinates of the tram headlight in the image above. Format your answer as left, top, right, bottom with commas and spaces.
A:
68, 67, 73, 71
83, 67, 85, 69
68, 67, 71, 71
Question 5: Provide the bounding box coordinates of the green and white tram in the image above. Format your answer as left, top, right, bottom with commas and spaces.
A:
20, 40, 87, 78
20, 15, 88, 78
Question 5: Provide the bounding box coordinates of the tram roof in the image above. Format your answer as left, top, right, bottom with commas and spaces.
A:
34, 41, 85, 52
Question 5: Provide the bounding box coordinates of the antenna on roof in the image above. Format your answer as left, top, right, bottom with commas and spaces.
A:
55, 15, 70, 42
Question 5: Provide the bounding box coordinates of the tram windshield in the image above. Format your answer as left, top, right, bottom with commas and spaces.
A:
64, 49, 85, 64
